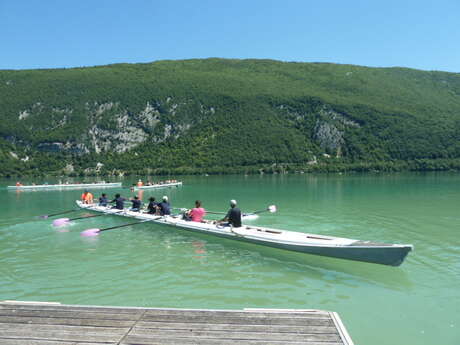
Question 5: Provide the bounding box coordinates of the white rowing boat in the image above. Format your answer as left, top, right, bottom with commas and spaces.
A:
133, 181, 183, 190
76, 201, 413, 266
8, 182, 122, 191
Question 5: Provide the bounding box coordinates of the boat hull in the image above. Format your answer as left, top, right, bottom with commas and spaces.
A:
235, 238, 412, 266
8, 183, 122, 191
75, 201, 412, 266
134, 182, 183, 190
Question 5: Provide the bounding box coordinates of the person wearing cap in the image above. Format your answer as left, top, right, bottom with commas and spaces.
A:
81, 189, 94, 204
220, 199, 242, 227
137, 179, 143, 187
158, 196, 171, 216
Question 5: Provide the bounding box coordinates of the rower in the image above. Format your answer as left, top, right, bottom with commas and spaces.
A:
130, 196, 142, 212
220, 199, 242, 228
137, 179, 143, 187
99, 193, 108, 206
110, 193, 126, 210
158, 196, 171, 216
147, 197, 158, 214
81, 189, 94, 204
185, 200, 206, 222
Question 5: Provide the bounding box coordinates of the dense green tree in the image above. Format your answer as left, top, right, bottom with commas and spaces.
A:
0, 58, 459, 177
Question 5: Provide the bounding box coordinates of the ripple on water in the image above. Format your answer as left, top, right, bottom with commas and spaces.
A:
1, 173, 459, 345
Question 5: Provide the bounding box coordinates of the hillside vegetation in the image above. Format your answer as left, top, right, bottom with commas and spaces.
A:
1, 58, 460, 177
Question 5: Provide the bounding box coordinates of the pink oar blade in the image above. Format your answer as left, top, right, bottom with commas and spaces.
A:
80, 228, 101, 237
52, 218, 70, 227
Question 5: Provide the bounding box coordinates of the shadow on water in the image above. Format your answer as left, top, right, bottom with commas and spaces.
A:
135, 223, 412, 292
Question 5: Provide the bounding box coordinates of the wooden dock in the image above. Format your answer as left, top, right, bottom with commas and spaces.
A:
0, 301, 354, 345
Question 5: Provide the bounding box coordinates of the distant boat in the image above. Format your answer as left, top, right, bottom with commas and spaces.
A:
133, 181, 182, 190
7, 182, 122, 191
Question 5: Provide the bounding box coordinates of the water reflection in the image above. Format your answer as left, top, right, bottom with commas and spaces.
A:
138, 224, 412, 293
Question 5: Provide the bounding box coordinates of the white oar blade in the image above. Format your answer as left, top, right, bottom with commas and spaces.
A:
268, 205, 277, 213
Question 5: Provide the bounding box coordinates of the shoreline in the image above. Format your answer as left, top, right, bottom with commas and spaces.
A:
2, 158, 460, 178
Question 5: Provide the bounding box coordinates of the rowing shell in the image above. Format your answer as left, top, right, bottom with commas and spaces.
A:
134, 182, 183, 190
8, 182, 122, 191
76, 201, 413, 266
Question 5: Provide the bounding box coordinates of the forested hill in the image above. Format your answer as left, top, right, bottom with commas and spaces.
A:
1, 58, 460, 177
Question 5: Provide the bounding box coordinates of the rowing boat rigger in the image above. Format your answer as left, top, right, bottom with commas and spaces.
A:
75, 201, 413, 266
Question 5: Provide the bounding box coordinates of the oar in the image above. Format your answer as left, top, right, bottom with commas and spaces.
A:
80, 216, 162, 237
52, 213, 113, 227
206, 211, 225, 215
206, 205, 277, 217
37, 209, 78, 219
246, 205, 277, 215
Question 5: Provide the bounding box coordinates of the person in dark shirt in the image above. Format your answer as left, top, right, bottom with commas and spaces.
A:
99, 193, 108, 206
110, 193, 126, 210
130, 196, 142, 212
147, 197, 158, 214
157, 196, 171, 216
220, 199, 242, 228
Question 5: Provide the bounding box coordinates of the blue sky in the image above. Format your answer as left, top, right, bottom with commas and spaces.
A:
1, 0, 459, 72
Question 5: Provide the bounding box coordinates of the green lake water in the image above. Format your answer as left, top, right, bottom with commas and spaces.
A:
0, 172, 459, 345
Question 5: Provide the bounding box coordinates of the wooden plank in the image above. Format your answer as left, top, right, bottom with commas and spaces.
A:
129, 328, 341, 341
135, 321, 337, 333
0, 340, 110, 345
0, 315, 134, 327
0, 329, 123, 343
0, 309, 142, 321
330, 312, 355, 345
0, 322, 129, 335
122, 335, 343, 345
140, 314, 333, 326
142, 309, 331, 319
0, 303, 141, 315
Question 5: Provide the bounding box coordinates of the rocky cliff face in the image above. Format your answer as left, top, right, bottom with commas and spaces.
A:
276, 103, 360, 158
15, 97, 209, 154
313, 106, 360, 157
86, 101, 149, 153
